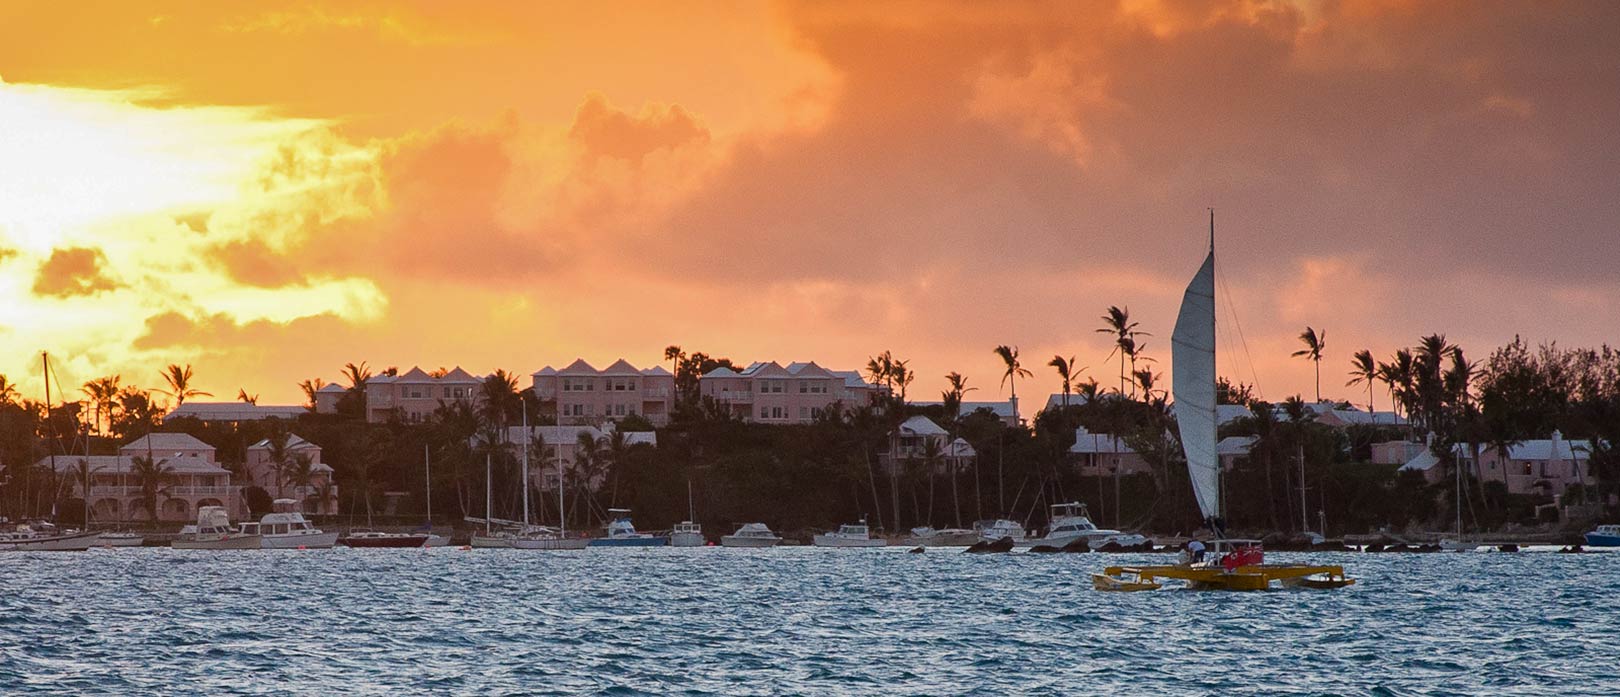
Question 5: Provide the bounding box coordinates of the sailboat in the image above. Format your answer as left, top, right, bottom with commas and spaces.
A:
1438, 454, 1478, 551
669, 478, 704, 547
2, 352, 102, 552
510, 411, 586, 550
1093, 212, 1354, 591
421, 445, 450, 547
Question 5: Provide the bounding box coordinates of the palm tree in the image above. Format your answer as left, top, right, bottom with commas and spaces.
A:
265, 428, 294, 499
158, 364, 211, 406
992, 345, 1031, 403
1048, 355, 1083, 408
0, 374, 19, 406
866, 351, 896, 391
286, 453, 317, 511
342, 362, 371, 391
129, 454, 173, 525
664, 345, 684, 376
940, 371, 976, 528
481, 369, 521, 430
81, 375, 121, 436
573, 432, 606, 527
1097, 306, 1147, 397
1291, 327, 1326, 402
1346, 349, 1378, 415
890, 360, 915, 401
236, 389, 258, 405
297, 378, 325, 410
71, 458, 101, 525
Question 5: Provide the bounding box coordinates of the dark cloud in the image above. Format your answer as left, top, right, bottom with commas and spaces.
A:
32, 247, 120, 297
569, 92, 710, 163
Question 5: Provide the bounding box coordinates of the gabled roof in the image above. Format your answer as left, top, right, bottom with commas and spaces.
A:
1400, 449, 1441, 472
601, 359, 640, 376
533, 366, 558, 376
946, 437, 976, 458
247, 434, 318, 451
441, 367, 479, 383
741, 361, 790, 378
396, 367, 433, 382
164, 402, 306, 422
1068, 426, 1136, 454
1218, 435, 1258, 456
317, 383, 348, 393
560, 359, 597, 374
898, 415, 947, 437
121, 433, 215, 453
702, 366, 741, 379
830, 370, 874, 389
785, 361, 835, 379
641, 366, 672, 376
41, 453, 229, 476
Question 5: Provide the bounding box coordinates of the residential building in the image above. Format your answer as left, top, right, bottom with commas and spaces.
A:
43, 433, 241, 523
1371, 440, 1426, 466
531, 359, 675, 426
1399, 431, 1594, 496
1217, 435, 1258, 471
1068, 426, 1152, 477
314, 383, 348, 414
882, 416, 975, 474
312, 367, 485, 423
164, 402, 308, 423
700, 361, 885, 424
244, 434, 339, 513
911, 399, 1021, 428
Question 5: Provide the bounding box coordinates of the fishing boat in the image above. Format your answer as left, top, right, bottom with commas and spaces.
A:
812, 519, 886, 548
0, 523, 102, 551
588, 509, 667, 547
670, 521, 705, 547
1585, 525, 1620, 547
1092, 212, 1354, 592
721, 523, 782, 548
238, 499, 338, 549
1015, 502, 1147, 550
974, 518, 1028, 544
172, 506, 261, 550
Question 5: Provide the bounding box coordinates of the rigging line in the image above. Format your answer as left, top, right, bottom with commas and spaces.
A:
1217, 269, 1263, 401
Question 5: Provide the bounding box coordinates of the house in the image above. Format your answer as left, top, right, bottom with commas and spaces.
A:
313, 383, 348, 414
1217, 435, 1259, 471
164, 402, 307, 423
1371, 440, 1426, 466
504, 424, 657, 490
531, 359, 675, 426
1399, 431, 1594, 496
699, 361, 886, 424
365, 367, 483, 423
1068, 426, 1152, 477
42, 433, 241, 523
244, 434, 338, 513
911, 399, 1021, 428
1314, 406, 1408, 428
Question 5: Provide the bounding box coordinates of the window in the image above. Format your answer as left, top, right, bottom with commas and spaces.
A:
759, 406, 768, 420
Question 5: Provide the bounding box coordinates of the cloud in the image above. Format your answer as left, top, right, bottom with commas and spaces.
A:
32, 247, 120, 297
569, 92, 710, 163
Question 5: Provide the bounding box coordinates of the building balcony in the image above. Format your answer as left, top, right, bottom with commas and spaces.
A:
713, 391, 754, 403
82, 485, 240, 497
642, 388, 671, 399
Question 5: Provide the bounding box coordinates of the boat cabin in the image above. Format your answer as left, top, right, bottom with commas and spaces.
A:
837, 523, 870, 537
240, 499, 320, 536
673, 521, 702, 534
1047, 502, 1100, 533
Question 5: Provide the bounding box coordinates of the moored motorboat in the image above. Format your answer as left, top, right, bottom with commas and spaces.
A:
341, 530, 430, 548
812, 519, 886, 548
588, 509, 667, 547
670, 521, 705, 548
98, 531, 145, 547
1014, 502, 1147, 550
1584, 525, 1620, 547
0, 524, 102, 552
238, 499, 338, 549
974, 519, 1028, 544
172, 506, 261, 550
900, 526, 978, 547
721, 523, 782, 548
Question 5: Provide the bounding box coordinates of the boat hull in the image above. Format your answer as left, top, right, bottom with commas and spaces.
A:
670, 531, 705, 547
1584, 532, 1620, 547
423, 534, 451, 548
1097, 563, 1355, 592
469, 535, 513, 548
511, 537, 589, 550
98, 534, 145, 547
588, 536, 668, 547
342, 535, 429, 548
260, 531, 339, 549
0, 530, 102, 551
721, 536, 781, 548
173, 534, 263, 550
812, 536, 886, 548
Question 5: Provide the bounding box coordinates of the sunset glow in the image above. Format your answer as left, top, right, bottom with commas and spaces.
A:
2, 1, 1616, 406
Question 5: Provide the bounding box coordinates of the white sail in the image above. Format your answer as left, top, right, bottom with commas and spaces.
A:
1172, 241, 1219, 523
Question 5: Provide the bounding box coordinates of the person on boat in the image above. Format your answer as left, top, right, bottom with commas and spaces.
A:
1187, 539, 1206, 564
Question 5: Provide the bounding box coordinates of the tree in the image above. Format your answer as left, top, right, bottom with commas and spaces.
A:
81, 375, 121, 436
265, 427, 294, 499
298, 378, 326, 410
1097, 306, 1147, 397
129, 454, 173, 525
0, 374, 19, 406
940, 371, 976, 527
993, 345, 1032, 402
112, 388, 163, 441
236, 389, 258, 405
1049, 355, 1083, 409
159, 364, 211, 406
1292, 327, 1326, 402
665, 345, 684, 377
286, 453, 317, 511
1346, 349, 1378, 415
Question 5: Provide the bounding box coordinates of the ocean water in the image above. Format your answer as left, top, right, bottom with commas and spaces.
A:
1, 547, 1614, 695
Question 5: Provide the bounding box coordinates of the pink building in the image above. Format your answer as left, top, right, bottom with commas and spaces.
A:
1399, 431, 1594, 496
314, 367, 485, 423
1068, 426, 1153, 477
531, 359, 675, 426
699, 361, 885, 423
244, 434, 338, 513
43, 433, 242, 523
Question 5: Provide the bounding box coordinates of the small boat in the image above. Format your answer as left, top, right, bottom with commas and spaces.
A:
1584, 525, 1620, 547
812, 519, 886, 548
511, 529, 589, 550
98, 531, 145, 548
670, 521, 705, 548
974, 518, 1028, 544
721, 523, 782, 548
238, 499, 338, 549
901, 526, 979, 547
1015, 502, 1147, 550
0, 523, 102, 552
340, 530, 430, 548
173, 506, 261, 550
588, 509, 668, 547
1438, 538, 1480, 552
1092, 570, 1162, 592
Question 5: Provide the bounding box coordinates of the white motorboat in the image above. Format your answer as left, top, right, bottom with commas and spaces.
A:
238, 499, 338, 549
588, 510, 668, 547
173, 506, 262, 550
340, 530, 430, 548
901, 526, 978, 547
721, 523, 782, 548
813, 519, 886, 548
1016, 502, 1146, 549
98, 531, 145, 547
510, 528, 588, 550
670, 521, 705, 547
974, 519, 1029, 544
0, 523, 101, 551
1438, 538, 1480, 552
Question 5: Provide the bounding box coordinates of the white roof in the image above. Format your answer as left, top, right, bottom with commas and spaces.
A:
898, 415, 947, 437
164, 402, 306, 422
1068, 426, 1136, 454
317, 383, 348, 393
1326, 407, 1408, 426
1042, 393, 1093, 410
533, 366, 558, 376
121, 433, 215, 453
1400, 449, 1441, 472
40, 453, 229, 476
946, 437, 976, 458
641, 366, 672, 376
504, 425, 657, 447
702, 366, 741, 379
601, 359, 641, 376
1217, 435, 1258, 456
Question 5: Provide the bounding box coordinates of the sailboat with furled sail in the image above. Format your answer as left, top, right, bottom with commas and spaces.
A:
1093, 212, 1354, 591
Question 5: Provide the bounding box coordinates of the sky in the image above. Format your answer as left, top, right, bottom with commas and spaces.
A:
1, 0, 1617, 411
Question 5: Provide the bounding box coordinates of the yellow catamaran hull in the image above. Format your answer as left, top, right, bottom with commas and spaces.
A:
1093, 563, 1355, 592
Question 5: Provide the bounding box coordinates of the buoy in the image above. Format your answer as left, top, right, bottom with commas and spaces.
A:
297, 545, 307, 550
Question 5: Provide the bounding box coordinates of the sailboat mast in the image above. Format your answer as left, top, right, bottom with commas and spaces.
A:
1208, 210, 1218, 521
521, 401, 530, 529
424, 444, 432, 528
484, 452, 492, 535
557, 430, 567, 536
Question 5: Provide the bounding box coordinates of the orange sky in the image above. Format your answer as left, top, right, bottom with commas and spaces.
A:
2, 0, 1617, 409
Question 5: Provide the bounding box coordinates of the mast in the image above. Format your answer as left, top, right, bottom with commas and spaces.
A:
521, 401, 530, 530
484, 452, 492, 536
424, 444, 432, 529
557, 428, 567, 536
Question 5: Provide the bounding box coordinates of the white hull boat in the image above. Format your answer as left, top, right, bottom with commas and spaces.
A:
173, 531, 263, 550
670, 521, 705, 548
1016, 502, 1145, 549
511, 535, 588, 550
423, 534, 451, 548
0, 529, 102, 551
240, 499, 337, 549
813, 520, 885, 548
900, 527, 978, 547
470, 534, 514, 548
1439, 538, 1480, 552
975, 519, 1029, 544
721, 523, 782, 548
98, 532, 145, 548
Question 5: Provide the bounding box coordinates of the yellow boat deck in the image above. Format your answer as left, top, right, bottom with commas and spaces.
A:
1094, 563, 1355, 592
